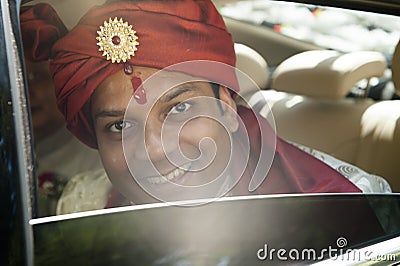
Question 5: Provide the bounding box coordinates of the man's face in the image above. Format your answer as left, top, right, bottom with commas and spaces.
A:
26, 60, 65, 143
91, 66, 239, 204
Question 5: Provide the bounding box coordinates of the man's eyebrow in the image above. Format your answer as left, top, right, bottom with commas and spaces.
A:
94, 109, 125, 120
158, 86, 195, 103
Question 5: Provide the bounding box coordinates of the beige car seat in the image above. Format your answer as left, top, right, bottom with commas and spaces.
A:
234, 43, 269, 92
235, 46, 400, 191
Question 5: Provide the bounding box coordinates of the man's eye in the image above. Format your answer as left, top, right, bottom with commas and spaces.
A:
108, 121, 132, 132
170, 102, 191, 114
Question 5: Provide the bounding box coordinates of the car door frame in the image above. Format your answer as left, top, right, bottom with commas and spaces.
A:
0, 0, 36, 265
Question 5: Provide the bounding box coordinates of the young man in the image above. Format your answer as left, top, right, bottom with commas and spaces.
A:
49, 0, 389, 209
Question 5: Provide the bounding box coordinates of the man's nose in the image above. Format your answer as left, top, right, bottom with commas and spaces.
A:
133, 119, 177, 162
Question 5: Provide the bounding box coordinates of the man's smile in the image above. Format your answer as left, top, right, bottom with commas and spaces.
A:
139, 162, 193, 185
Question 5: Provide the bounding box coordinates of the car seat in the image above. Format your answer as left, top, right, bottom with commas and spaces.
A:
235, 46, 400, 191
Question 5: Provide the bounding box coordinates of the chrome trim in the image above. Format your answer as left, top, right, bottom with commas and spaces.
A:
1, 0, 34, 264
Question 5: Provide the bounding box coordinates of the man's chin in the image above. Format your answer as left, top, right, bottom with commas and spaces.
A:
125, 169, 233, 204
128, 183, 227, 205
131, 194, 212, 205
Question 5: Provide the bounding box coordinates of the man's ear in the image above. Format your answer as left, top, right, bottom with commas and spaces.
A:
218, 86, 239, 132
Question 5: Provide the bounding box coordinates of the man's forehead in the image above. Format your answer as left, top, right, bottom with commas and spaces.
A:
93, 67, 215, 116
130, 80, 212, 109
128, 67, 211, 103
138, 67, 209, 89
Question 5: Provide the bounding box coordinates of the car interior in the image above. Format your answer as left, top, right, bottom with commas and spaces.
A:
222, 3, 400, 192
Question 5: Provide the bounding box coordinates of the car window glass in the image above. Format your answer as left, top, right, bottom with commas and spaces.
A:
19, 0, 399, 230
13, 0, 400, 264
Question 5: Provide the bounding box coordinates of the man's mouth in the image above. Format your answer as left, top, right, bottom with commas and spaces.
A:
144, 162, 192, 185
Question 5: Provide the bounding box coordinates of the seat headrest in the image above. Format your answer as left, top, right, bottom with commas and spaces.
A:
392, 40, 400, 95
272, 50, 387, 99
234, 43, 269, 95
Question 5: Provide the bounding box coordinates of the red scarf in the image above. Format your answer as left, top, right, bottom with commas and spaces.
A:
232, 106, 360, 195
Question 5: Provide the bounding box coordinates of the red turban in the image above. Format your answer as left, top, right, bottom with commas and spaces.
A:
50, 0, 237, 148
20, 3, 67, 61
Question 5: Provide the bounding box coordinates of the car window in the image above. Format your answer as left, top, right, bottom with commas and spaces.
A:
2, 0, 400, 265
220, 0, 400, 59
18, 0, 399, 218
220, 0, 400, 101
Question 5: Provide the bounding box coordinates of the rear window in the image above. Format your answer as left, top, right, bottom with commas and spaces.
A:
220, 0, 400, 59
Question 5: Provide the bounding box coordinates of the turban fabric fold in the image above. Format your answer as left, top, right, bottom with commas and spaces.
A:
20, 3, 68, 61
50, 0, 236, 148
